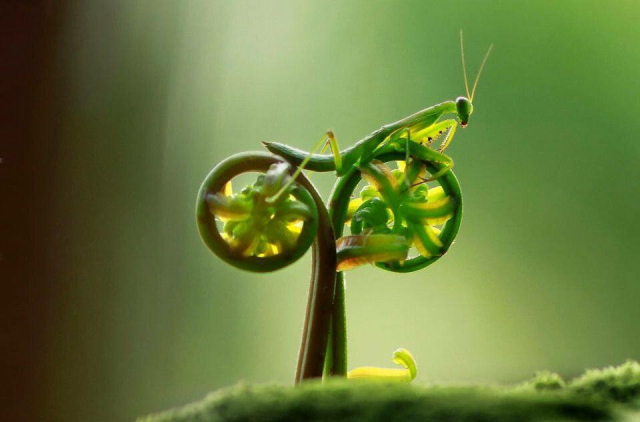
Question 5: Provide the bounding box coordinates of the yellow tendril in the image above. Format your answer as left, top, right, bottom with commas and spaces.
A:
347, 348, 417, 382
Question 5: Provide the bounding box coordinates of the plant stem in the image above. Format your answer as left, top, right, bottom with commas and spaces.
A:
324, 165, 363, 376
294, 167, 337, 383
329, 273, 348, 375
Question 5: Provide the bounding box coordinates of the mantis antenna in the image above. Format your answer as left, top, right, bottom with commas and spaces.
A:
460, 29, 494, 102
470, 43, 494, 101
460, 30, 471, 99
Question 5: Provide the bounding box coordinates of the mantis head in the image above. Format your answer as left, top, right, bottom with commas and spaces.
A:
459, 30, 493, 128
455, 96, 473, 128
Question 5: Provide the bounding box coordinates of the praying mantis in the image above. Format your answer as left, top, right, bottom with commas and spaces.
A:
264, 31, 493, 186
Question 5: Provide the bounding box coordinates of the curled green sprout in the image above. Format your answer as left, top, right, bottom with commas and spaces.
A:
348, 348, 417, 382
336, 159, 458, 272
210, 162, 314, 259
197, 153, 319, 273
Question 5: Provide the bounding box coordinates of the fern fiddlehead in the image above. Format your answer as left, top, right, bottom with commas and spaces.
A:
196, 151, 337, 382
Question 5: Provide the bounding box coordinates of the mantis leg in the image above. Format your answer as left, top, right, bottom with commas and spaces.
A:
267, 131, 340, 202
385, 125, 453, 183
402, 129, 415, 187
435, 120, 458, 153
414, 119, 459, 152
411, 119, 459, 181
417, 150, 453, 182
420, 157, 453, 181
371, 127, 416, 187
321, 130, 343, 174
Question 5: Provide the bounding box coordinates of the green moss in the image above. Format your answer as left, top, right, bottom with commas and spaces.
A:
569, 361, 640, 406
139, 382, 611, 422
519, 371, 567, 392
140, 362, 640, 422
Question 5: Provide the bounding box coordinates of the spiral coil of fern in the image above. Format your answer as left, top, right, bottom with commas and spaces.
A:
196, 151, 337, 382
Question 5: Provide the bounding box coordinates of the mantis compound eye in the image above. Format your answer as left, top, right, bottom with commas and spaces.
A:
196, 153, 319, 273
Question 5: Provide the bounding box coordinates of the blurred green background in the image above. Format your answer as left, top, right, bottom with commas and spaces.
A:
34, 1, 640, 420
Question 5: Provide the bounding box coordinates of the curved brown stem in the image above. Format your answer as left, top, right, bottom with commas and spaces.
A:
293, 165, 337, 383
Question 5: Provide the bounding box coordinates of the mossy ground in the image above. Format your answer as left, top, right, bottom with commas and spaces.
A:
140, 361, 640, 422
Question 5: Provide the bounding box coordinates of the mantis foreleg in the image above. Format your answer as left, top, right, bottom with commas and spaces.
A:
379, 122, 456, 182
413, 119, 459, 152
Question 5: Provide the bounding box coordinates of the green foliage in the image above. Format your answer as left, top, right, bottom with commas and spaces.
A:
515, 361, 640, 407
519, 371, 567, 392
569, 361, 640, 406
140, 362, 640, 422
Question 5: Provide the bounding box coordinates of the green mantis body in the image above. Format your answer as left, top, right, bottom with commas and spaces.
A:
263, 99, 466, 182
